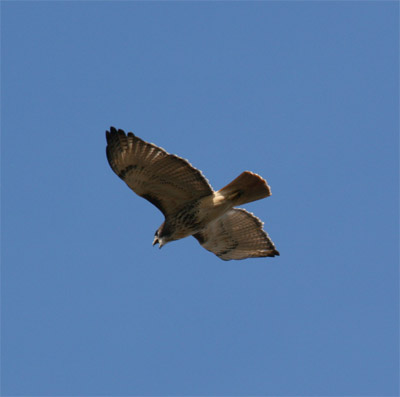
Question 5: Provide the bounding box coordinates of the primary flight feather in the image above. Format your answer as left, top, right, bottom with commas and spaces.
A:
106, 127, 279, 260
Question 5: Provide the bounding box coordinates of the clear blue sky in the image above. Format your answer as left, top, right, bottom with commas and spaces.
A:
2, 2, 398, 396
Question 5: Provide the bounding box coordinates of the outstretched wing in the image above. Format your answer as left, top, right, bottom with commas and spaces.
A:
106, 127, 214, 217
194, 208, 279, 261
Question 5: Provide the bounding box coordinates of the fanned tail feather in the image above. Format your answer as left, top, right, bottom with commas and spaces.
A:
218, 171, 271, 207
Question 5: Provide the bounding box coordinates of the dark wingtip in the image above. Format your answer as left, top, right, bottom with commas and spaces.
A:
106, 126, 130, 142
106, 126, 116, 141
106, 127, 135, 139
267, 249, 280, 257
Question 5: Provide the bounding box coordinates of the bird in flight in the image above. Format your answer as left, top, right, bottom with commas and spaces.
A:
106, 127, 279, 260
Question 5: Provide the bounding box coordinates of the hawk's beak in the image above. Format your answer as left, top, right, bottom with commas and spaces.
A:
153, 236, 164, 249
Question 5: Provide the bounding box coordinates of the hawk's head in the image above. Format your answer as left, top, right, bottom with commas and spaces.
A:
152, 224, 173, 249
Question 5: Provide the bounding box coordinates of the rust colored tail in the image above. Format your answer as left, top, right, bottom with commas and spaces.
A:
218, 171, 271, 207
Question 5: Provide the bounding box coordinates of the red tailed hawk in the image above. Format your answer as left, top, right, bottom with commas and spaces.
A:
106, 127, 279, 260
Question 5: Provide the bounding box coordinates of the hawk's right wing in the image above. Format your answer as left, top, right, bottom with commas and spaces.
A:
194, 208, 279, 261
106, 127, 214, 218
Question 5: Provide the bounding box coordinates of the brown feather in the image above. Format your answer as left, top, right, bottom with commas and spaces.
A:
106, 127, 213, 217
194, 208, 279, 261
217, 171, 271, 207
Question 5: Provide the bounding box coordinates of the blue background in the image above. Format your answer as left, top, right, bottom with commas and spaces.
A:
2, 2, 398, 396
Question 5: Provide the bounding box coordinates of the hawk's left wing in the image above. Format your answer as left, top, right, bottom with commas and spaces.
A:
194, 208, 279, 261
